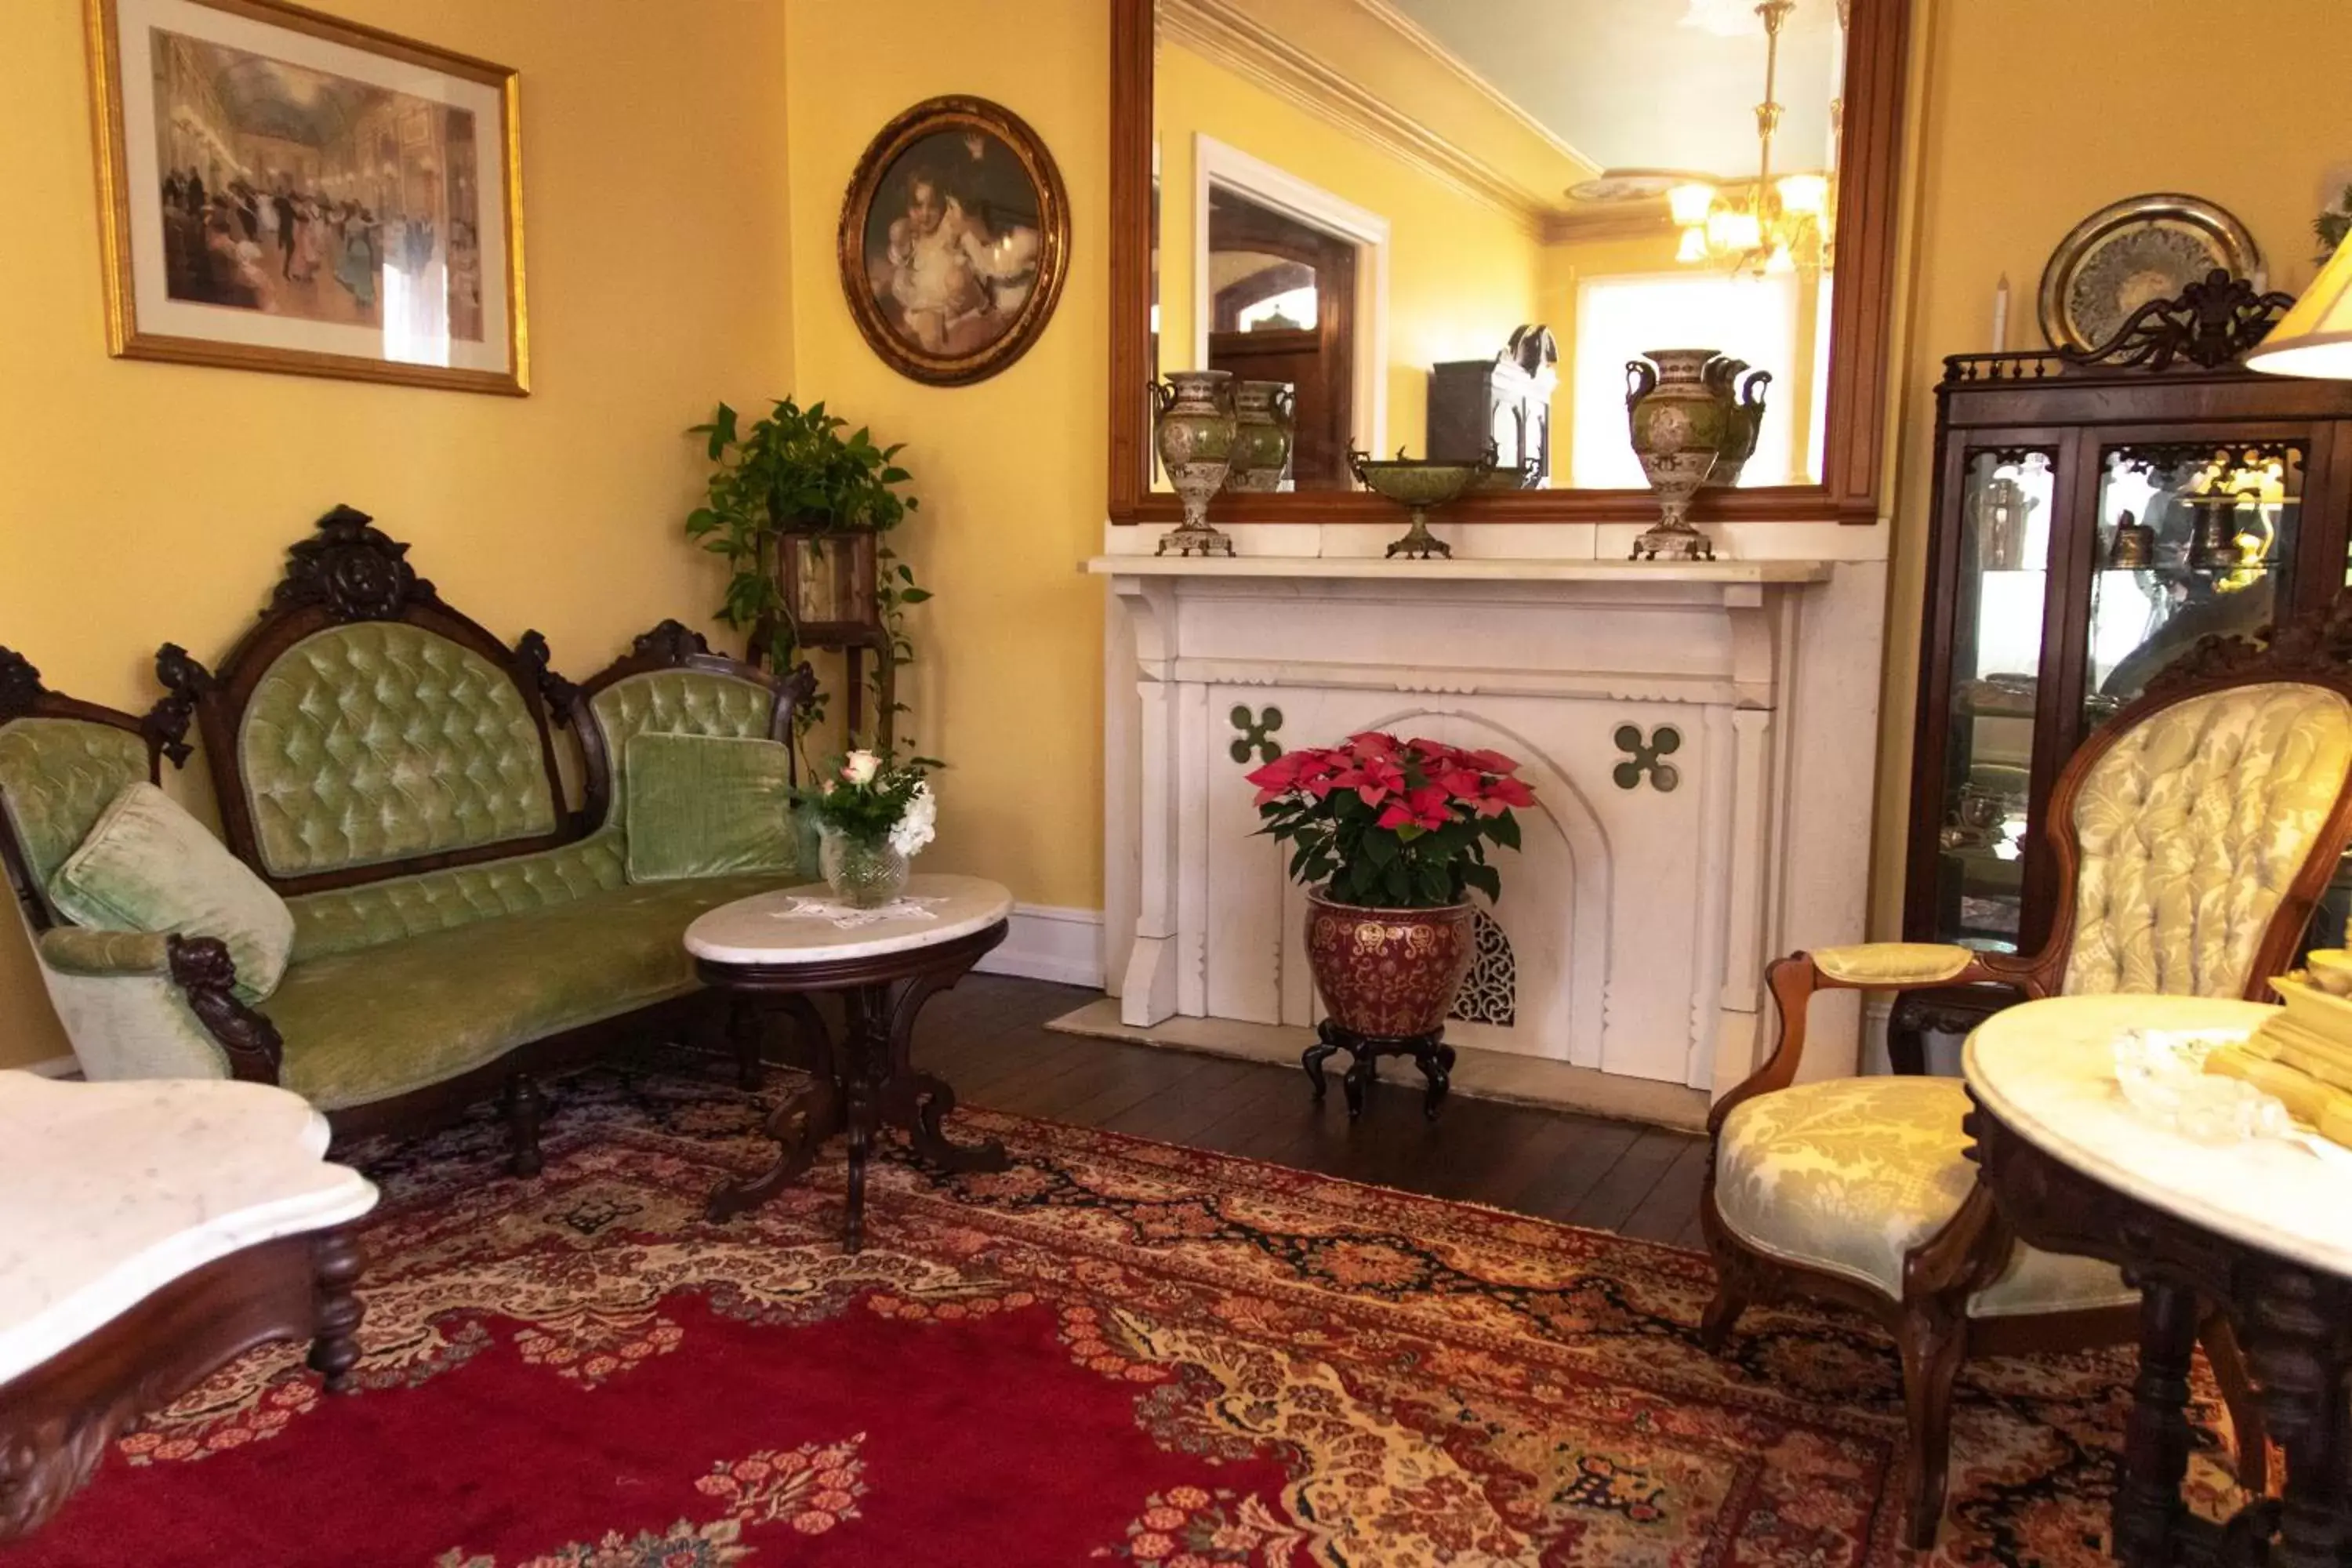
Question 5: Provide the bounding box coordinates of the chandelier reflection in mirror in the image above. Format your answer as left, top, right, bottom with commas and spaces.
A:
1668, 0, 1842, 278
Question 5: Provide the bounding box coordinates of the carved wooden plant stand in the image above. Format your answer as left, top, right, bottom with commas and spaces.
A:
1302, 1022, 1456, 1120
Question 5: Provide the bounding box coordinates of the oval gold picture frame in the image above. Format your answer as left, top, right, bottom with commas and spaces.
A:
837, 95, 1070, 387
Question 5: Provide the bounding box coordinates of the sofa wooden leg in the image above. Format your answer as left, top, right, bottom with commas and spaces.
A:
1896, 1303, 1967, 1550
306, 1228, 366, 1395
505, 1072, 546, 1178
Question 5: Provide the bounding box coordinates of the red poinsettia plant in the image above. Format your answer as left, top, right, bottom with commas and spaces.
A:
1245, 731, 1534, 909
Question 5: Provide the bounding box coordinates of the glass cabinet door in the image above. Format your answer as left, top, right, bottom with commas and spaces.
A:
1933, 448, 2058, 949
2082, 441, 2305, 730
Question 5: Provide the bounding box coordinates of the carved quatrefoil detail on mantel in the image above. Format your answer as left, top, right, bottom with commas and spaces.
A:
1612, 724, 1682, 792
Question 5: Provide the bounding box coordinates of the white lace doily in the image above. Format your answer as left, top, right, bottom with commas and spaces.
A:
765, 895, 949, 930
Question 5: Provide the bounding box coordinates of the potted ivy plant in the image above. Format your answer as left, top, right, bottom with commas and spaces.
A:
684, 397, 929, 707
1246, 732, 1534, 1043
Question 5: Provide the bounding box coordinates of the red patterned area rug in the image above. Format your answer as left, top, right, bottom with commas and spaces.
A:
21, 1059, 2244, 1567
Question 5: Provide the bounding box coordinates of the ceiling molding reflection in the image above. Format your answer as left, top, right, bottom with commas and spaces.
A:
1351, 0, 1600, 174
1540, 206, 1683, 246
1159, 0, 1549, 236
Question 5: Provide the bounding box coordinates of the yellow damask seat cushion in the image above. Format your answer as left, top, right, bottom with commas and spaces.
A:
1715, 1076, 2135, 1318
1811, 942, 1975, 987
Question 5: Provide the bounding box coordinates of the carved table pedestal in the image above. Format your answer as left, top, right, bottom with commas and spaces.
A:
690, 876, 1012, 1253
1965, 994, 2352, 1568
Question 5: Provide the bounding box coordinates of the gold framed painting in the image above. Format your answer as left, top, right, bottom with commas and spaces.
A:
837, 96, 1069, 387
85, 0, 528, 394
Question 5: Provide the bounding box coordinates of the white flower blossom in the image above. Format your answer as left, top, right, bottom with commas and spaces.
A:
888, 781, 937, 857
841, 750, 881, 786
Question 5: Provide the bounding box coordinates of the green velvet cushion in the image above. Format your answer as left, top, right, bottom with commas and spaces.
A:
47, 782, 295, 1001
623, 732, 799, 883
263, 871, 789, 1109
288, 829, 627, 962
590, 668, 781, 826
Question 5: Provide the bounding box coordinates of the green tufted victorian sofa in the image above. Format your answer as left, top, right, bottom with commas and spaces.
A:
0, 508, 815, 1171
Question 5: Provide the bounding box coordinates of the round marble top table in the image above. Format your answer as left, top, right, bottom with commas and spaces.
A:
1962, 993, 2352, 1274
685, 875, 1014, 1252
1962, 992, 2352, 1568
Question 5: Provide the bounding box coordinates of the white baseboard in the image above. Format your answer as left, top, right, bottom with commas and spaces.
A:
975, 904, 1104, 989
16, 1054, 79, 1080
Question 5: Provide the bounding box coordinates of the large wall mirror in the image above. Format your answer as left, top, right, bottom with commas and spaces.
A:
1108, 0, 1911, 528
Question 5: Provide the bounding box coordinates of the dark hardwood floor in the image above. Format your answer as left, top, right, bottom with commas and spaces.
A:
905, 974, 1711, 1251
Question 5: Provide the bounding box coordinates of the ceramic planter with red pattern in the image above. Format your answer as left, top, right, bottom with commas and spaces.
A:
1305, 891, 1478, 1038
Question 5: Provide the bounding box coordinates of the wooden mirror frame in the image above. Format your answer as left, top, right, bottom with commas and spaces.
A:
1106, 0, 1912, 528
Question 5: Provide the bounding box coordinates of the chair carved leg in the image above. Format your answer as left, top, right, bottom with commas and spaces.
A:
306, 1228, 365, 1394
1697, 1249, 1751, 1354
1896, 1299, 1968, 1550
505, 1071, 546, 1178
2201, 1311, 2270, 1492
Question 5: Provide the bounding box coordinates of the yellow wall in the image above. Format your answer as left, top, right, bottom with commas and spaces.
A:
1155, 40, 1542, 458
1867, 0, 2352, 935
0, 0, 796, 1067
780, 0, 1109, 913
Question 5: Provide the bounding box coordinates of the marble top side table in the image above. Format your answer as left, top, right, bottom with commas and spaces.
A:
0, 1072, 378, 1541
1965, 993, 2351, 1568
688, 875, 1014, 1252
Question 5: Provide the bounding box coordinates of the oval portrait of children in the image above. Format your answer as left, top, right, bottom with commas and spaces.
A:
837, 96, 1070, 386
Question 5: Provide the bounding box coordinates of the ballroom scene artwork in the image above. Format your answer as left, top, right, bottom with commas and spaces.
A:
89, 0, 525, 393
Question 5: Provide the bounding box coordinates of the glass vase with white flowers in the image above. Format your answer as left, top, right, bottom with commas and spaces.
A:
799, 747, 938, 907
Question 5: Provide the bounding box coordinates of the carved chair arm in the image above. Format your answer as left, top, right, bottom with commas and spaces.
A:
164, 936, 285, 1086
1708, 947, 2042, 1137
36, 928, 173, 977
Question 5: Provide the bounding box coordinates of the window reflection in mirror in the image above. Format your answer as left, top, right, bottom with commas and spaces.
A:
1151, 0, 1846, 493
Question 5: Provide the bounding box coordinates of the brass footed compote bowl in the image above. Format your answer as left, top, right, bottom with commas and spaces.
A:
1348, 447, 1497, 559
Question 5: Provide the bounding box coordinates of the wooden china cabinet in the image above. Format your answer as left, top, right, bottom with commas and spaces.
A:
1904, 274, 2352, 967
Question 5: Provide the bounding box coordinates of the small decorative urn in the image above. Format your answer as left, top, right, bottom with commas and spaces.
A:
1154, 370, 1239, 557
1626, 348, 1736, 561
1223, 380, 1296, 492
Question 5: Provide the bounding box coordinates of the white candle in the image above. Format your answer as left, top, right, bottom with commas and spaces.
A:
1992, 273, 2011, 352
2252, 265, 2270, 295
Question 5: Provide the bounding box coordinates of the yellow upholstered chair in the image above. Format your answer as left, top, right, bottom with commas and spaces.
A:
1700, 610, 2352, 1548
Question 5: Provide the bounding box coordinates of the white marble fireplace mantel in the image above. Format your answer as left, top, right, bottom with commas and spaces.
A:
1083, 555, 1832, 586
1091, 546, 1880, 1099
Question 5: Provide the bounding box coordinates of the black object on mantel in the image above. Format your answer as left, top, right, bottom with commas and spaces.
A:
1428, 325, 1557, 487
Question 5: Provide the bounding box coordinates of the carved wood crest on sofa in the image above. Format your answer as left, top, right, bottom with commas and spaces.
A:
0, 507, 817, 1172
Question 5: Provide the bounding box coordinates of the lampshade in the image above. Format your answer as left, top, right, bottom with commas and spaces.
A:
1777, 172, 1828, 216
1709, 208, 1762, 253
1668, 182, 1717, 227
2248, 234, 2352, 379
